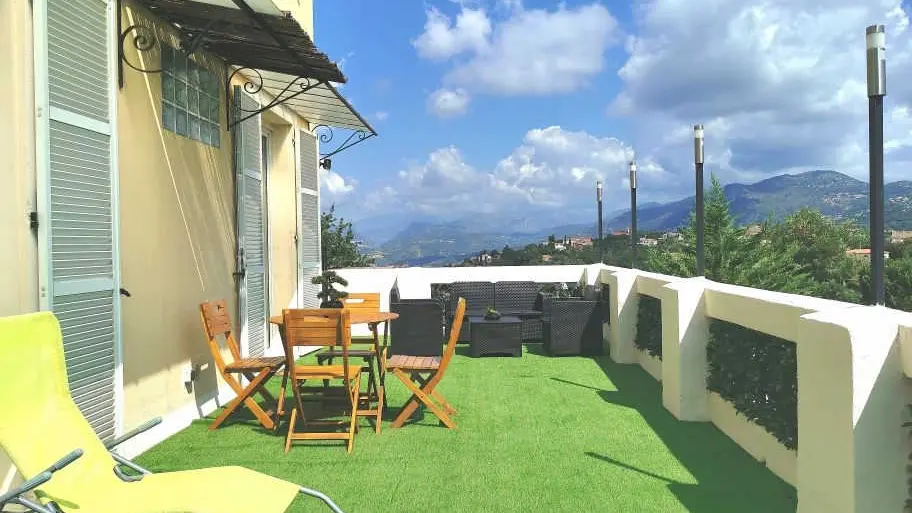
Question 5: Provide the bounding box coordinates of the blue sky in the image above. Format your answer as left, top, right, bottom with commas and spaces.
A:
312, 0, 912, 236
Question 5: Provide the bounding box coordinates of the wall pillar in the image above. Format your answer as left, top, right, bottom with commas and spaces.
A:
796, 307, 909, 513
604, 269, 638, 364
661, 277, 710, 421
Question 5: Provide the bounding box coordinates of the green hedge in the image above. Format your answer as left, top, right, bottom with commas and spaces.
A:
634, 294, 662, 359
707, 319, 798, 450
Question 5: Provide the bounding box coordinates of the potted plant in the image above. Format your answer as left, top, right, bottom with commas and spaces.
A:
311, 270, 349, 308
483, 306, 501, 320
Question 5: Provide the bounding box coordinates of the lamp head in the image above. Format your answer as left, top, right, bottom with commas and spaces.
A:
596, 180, 603, 201
629, 161, 637, 189
694, 123, 704, 165
866, 24, 886, 97
319, 158, 332, 170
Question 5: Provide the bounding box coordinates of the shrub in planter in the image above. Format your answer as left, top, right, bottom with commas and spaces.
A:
311, 270, 349, 308
634, 294, 662, 359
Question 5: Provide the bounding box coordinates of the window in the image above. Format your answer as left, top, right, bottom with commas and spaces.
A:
161, 46, 221, 147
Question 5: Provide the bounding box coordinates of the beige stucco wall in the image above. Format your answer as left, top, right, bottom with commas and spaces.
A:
0, 0, 37, 496
708, 392, 797, 486
637, 349, 662, 382
0, 0, 38, 318
118, 7, 238, 429
117, 5, 307, 429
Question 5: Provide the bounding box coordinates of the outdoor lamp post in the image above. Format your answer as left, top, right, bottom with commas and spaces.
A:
597, 180, 604, 263
867, 24, 886, 306
629, 160, 638, 269
694, 124, 705, 276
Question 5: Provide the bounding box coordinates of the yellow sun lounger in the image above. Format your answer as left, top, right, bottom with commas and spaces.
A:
0, 312, 343, 513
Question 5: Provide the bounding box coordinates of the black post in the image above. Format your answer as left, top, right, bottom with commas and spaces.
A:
597, 181, 604, 263
629, 161, 638, 269
694, 124, 705, 276
867, 24, 886, 305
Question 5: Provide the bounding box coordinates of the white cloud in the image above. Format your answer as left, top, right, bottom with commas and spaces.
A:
320, 168, 356, 205
374, 111, 389, 122
427, 88, 471, 118
610, 0, 912, 185
413, 6, 491, 61
364, 126, 668, 218
414, 3, 620, 97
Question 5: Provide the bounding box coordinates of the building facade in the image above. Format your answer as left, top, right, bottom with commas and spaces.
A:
0, 0, 373, 489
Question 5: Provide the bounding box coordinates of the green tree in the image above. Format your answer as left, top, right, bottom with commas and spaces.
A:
765, 209, 865, 302
646, 175, 812, 294
320, 204, 375, 271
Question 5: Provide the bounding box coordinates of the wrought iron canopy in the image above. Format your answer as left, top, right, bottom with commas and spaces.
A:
119, 0, 345, 84
119, 0, 377, 159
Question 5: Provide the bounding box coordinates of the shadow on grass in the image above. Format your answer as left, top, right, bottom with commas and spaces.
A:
559, 358, 798, 513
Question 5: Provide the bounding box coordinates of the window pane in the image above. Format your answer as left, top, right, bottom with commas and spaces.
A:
162, 103, 175, 131
199, 121, 210, 145
199, 68, 211, 91
189, 116, 201, 141
198, 95, 209, 122
189, 64, 199, 87
210, 122, 220, 147
162, 74, 174, 102
175, 110, 188, 136
188, 90, 199, 115
209, 95, 220, 121
175, 83, 187, 108
174, 52, 187, 82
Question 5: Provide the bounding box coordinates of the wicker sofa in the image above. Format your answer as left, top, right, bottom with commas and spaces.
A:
432, 281, 560, 343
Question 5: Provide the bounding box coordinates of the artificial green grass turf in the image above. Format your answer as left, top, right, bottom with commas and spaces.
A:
136, 346, 797, 513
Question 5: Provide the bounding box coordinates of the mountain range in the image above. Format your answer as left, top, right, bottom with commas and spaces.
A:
357, 170, 912, 266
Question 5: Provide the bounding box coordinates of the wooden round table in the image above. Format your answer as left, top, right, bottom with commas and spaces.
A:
269, 311, 398, 327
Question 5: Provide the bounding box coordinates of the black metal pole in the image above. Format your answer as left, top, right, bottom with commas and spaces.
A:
694, 124, 705, 277
629, 161, 638, 269
696, 163, 704, 275
597, 181, 604, 263
631, 187, 637, 269
867, 24, 886, 306
869, 95, 885, 305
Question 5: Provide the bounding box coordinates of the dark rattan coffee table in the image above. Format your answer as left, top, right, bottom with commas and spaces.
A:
468, 316, 522, 357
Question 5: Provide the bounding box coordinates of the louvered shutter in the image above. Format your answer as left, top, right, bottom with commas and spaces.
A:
297, 131, 321, 308
35, 0, 120, 440
233, 87, 267, 357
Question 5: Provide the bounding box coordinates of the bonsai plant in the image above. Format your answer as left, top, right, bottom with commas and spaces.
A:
311, 270, 349, 308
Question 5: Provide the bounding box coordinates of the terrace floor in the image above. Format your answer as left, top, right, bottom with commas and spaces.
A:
137, 345, 797, 512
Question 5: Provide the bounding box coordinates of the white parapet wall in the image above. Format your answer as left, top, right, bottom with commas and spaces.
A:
337, 263, 912, 512
594, 265, 912, 513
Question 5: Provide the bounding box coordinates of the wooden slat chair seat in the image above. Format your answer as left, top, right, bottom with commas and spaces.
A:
225, 356, 285, 372
283, 308, 362, 454
387, 298, 466, 430
200, 300, 286, 431
386, 355, 441, 371
316, 292, 387, 433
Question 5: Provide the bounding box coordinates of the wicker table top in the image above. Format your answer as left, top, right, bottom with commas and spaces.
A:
468, 315, 522, 325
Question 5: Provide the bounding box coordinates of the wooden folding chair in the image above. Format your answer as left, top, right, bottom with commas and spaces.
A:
200, 300, 286, 431
316, 292, 388, 432
283, 308, 362, 453
387, 297, 465, 429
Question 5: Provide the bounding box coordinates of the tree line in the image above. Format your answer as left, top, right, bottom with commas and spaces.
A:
467, 176, 912, 310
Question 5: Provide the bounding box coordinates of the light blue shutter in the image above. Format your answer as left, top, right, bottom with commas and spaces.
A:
297, 131, 321, 308
35, 0, 120, 440
234, 88, 267, 357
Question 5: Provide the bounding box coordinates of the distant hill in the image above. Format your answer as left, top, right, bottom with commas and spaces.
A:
371, 170, 912, 265
605, 170, 912, 231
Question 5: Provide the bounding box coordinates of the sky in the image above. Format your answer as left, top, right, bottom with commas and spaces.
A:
312, 0, 912, 232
